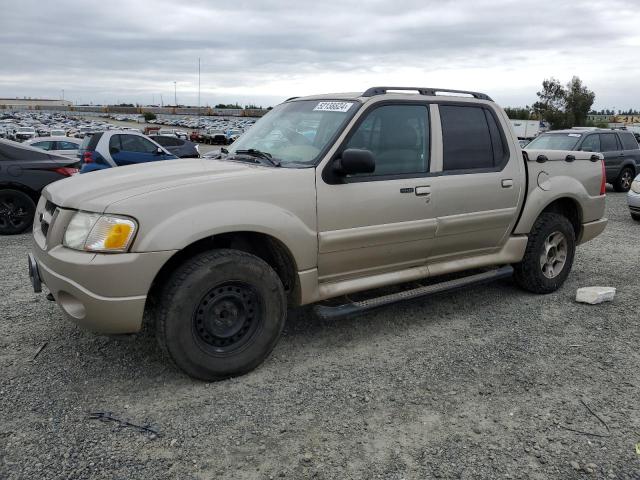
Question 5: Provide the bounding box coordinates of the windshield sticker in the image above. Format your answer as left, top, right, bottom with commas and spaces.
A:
568, 133, 582, 137
313, 101, 353, 113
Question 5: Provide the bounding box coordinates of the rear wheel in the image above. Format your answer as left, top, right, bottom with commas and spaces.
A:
613, 167, 634, 192
156, 249, 286, 381
0, 189, 36, 235
631, 213, 640, 221
513, 213, 576, 294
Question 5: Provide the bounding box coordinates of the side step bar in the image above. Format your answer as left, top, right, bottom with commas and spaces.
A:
313, 266, 514, 320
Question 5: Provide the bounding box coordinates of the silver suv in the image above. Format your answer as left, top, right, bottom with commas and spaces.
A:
29, 87, 607, 380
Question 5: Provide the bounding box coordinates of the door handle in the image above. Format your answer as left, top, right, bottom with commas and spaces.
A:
501, 179, 514, 188
415, 186, 431, 196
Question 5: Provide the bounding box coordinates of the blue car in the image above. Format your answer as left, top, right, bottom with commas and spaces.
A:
79, 131, 178, 173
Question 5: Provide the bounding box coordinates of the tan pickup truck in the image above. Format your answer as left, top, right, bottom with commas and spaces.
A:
28, 87, 607, 380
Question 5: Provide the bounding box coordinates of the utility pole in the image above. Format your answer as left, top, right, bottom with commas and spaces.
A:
61, 89, 65, 101
160, 94, 163, 108
198, 57, 201, 119
174, 81, 177, 106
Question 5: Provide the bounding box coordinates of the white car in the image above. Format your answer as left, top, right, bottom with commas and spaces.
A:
14, 127, 37, 141
628, 174, 640, 221
24, 136, 82, 157
49, 129, 67, 137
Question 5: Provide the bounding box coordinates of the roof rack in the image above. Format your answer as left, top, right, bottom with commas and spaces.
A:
284, 96, 300, 102
361, 86, 492, 101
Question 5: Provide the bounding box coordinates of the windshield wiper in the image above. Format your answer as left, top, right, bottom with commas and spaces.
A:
234, 149, 281, 167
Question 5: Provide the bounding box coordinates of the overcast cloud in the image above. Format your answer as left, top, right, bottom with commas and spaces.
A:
1, 0, 639, 109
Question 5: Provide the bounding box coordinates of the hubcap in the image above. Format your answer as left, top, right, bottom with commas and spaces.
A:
539, 231, 568, 279
621, 170, 632, 190
193, 282, 261, 353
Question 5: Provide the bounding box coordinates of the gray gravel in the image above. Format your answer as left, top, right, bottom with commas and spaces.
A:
1, 192, 639, 479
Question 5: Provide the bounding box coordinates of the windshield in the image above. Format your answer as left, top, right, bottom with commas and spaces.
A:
526, 133, 581, 150
227, 99, 358, 166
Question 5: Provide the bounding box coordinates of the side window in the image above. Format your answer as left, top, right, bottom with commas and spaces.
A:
109, 135, 122, 152
152, 136, 170, 146
620, 132, 639, 150
57, 141, 78, 150
580, 135, 600, 152
440, 105, 506, 171
344, 104, 429, 176
599, 134, 620, 152
32, 141, 52, 151
120, 135, 158, 153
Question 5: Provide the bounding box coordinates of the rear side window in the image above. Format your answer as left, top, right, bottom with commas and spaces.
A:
57, 141, 79, 150
32, 141, 53, 151
82, 132, 102, 151
619, 132, 639, 150
440, 105, 506, 171
599, 134, 620, 152
579, 134, 600, 152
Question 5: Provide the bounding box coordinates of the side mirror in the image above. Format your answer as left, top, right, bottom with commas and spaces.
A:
155, 147, 163, 155
333, 148, 375, 175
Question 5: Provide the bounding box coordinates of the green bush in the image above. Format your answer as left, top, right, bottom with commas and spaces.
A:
143, 112, 157, 121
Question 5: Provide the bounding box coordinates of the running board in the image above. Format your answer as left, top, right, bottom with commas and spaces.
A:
313, 266, 514, 320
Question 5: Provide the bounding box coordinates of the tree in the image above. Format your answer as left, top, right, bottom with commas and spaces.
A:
533, 77, 595, 129
504, 106, 532, 120
565, 76, 595, 127
142, 111, 156, 121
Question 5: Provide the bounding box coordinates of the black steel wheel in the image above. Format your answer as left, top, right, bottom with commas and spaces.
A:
192, 281, 262, 354
0, 189, 36, 235
156, 249, 286, 381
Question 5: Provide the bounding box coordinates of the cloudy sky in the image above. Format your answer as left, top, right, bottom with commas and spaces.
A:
1, 0, 639, 109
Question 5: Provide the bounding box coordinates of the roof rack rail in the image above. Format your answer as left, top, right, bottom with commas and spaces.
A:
361, 87, 492, 101
284, 96, 300, 102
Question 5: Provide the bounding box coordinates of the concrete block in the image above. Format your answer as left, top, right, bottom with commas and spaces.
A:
576, 286, 616, 305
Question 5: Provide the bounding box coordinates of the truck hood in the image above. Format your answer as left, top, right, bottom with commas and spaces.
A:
44, 158, 273, 212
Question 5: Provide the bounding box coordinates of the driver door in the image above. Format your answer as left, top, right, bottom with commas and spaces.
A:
315, 103, 437, 282
109, 134, 171, 166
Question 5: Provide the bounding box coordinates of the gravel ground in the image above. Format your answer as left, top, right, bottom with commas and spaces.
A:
1, 192, 639, 480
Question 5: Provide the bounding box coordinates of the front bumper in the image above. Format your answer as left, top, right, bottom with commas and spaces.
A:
31, 244, 176, 334
30, 199, 176, 333
628, 190, 640, 216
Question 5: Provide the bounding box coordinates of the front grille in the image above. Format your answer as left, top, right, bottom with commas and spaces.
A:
39, 201, 57, 238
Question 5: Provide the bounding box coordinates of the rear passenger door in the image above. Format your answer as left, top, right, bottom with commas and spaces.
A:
618, 131, 640, 172
599, 133, 623, 180
428, 103, 524, 261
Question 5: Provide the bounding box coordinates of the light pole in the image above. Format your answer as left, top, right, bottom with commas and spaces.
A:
198, 57, 201, 118
174, 81, 177, 106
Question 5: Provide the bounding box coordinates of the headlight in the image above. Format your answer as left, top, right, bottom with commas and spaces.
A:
631, 180, 640, 194
63, 212, 137, 252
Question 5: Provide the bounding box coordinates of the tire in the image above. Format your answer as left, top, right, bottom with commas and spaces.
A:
513, 212, 576, 294
156, 249, 286, 381
631, 213, 640, 222
0, 189, 36, 235
613, 167, 634, 192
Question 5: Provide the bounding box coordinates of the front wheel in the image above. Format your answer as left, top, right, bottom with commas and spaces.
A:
631, 213, 640, 222
156, 249, 286, 381
0, 189, 36, 235
613, 167, 634, 192
513, 213, 576, 294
